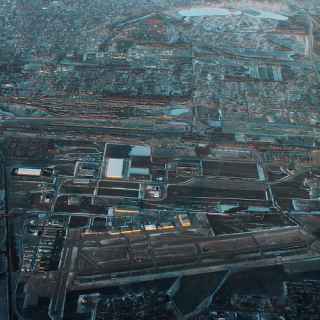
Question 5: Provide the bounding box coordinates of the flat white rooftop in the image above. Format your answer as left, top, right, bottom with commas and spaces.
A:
106, 158, 124, 179
16, 168, 42, 176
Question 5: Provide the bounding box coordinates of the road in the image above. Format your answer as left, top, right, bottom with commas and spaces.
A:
0, 272, 9, 320
72, 253, 320, 291
0, 155, 12, 320
48, 231, 79, 320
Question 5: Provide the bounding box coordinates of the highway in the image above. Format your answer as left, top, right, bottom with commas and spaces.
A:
0, 154, 14, 320
72, 252, 320, 291
43, 226, 314, 286
49, 231, 78, 320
